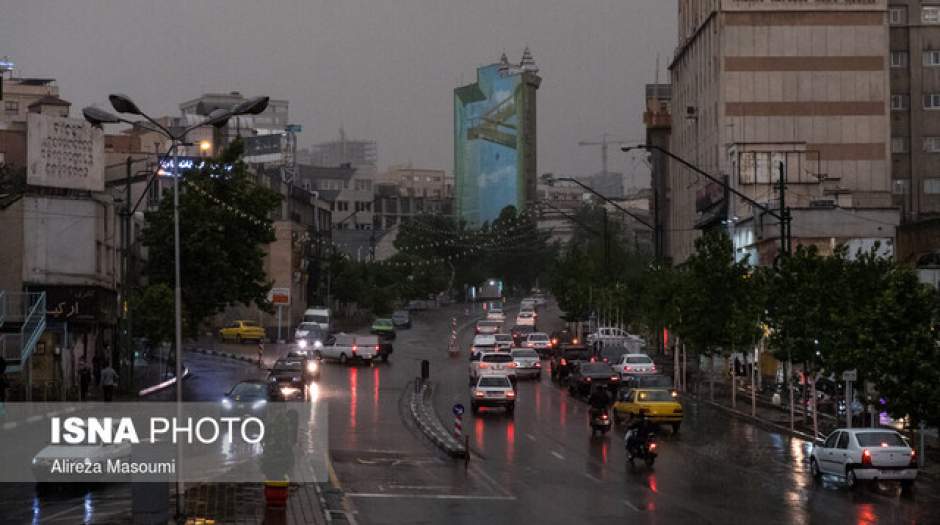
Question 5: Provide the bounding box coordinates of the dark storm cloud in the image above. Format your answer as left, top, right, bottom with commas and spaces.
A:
1, 0, 675, 177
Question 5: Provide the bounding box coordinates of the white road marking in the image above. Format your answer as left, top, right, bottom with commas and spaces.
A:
468, 463, 515, 498
525, 433, 537, 441
623, 500, 641, 512
347, 493, 516, 501
2, 422, 18, 430
26, 415, 43, 423
551, 451, 565, 461
584, 473, 601, 483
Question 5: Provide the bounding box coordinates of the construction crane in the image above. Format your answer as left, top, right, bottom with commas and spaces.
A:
578, 133, 633, 179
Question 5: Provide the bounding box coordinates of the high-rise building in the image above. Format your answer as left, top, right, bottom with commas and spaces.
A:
303, 128, 377, 168
889, 2, 940, 262
668, 0, 897, 265
644, 83, 672, 262
454, 48, 541, 227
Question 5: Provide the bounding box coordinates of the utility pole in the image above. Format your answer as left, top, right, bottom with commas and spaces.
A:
602, 207, 610, 275
123, 157, 133, 391
778, 162, 792, 257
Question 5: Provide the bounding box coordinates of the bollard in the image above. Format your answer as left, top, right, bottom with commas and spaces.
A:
454, 412, 463, 439
421, 359, 430, 381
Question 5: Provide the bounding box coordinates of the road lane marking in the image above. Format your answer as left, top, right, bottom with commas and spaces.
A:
584, 473, 601, 483
468, 463, 515, 498
26, 414, 42, 423
551, 451, 565, 461
623, 500, 641, 512
347, 493, 516, 501
526, 433, 537, 441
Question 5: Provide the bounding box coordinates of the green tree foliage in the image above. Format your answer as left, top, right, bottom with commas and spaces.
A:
129, 284, 174, 347
141, 140, 281, 338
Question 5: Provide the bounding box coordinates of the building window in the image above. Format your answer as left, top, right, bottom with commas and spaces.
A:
892, 137, 909, 153
889, 6, 907, 25
925, 137, 940, 152
336, 200, 348, 212
924, 6, 940, 24
893, 179, 910, 195
925, 94, 940, 109
890, 51, 908, 68
891, 94, 910, 111
925, 50, 940, 67
4, 101, 18, 113
925, 179, 940, 194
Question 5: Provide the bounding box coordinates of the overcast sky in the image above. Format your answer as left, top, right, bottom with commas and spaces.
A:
1, 0, 675, 182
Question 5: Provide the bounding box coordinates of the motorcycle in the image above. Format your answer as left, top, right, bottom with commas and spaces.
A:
590, 408, 612, 437
624, 429, 657, 467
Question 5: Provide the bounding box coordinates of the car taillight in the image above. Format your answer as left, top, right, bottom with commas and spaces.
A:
910, 449, 917, 467
585, 377, 592, 382
862, 449, 872, 466
526, 342, 534, 347
649, 442, 657, 451
625, 366, 632, 372
509, 362, 518, 368
479, 363, 489, 369
600, 413, 608, 420
573, 338, 579, 345
651, 365, 656, 371
610, 376, 619, 381
352, 345, 358, 354
535, 362, 541, 367
560, 358, 567, 366
474, 391, 485, 398
507, 391, 516, 398
375, 345, 380, 351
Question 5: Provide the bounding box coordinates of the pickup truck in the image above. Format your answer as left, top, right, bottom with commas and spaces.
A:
317, 333, 384, 365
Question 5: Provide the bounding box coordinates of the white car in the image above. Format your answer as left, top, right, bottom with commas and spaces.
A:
586, 327, 631, 346
470, 375, 516, 415
524, 332, 552, 355
470, 334, 497, 354
810, 428, 917, 490
318, 333, 379, 365
510, 348, 542, 379
494, 333, 513, 352
476, 320, 502, 335
614, 354, 657, 376
520, 298, 536, 310
469, 352, 516, 383
515, 311, 537, 327
486, 310, 507, 322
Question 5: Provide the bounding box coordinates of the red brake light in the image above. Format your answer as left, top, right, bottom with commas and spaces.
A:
479, 363, 489, 369
560, 358, 567, 366
474, 391, 485, 398
375, 345, 380, 351
649, 442, 657, 450
862, 449, 872, 466
507, 390, 516, 398
910, 449, 917, 467
586, 377, 592, 382
573, 338, 579, 345
611, 376, 619, 381
352, 345, 358, 354
600, 413, 608, 420
535, 362, 541, 367
625, 366, 632, 372
551, 338, 558, 345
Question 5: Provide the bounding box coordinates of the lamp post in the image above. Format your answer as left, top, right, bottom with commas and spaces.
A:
83, 93, 268, 521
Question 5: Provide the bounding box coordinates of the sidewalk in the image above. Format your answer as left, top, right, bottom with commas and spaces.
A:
182, 482, 339, 525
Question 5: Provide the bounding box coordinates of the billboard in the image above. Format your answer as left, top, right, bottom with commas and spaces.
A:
27, 113, 104, 192
455, 61, 539, 226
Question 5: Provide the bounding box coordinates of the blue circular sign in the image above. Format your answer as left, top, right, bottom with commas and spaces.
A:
452, 403, 465, 416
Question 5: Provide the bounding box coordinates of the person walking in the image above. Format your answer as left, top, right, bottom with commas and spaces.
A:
100, 360, 118, 402
78, 357, 92, 401
257, 341, 265, 368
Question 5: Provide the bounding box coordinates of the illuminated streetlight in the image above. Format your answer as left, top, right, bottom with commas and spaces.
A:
199, 140, 211, 154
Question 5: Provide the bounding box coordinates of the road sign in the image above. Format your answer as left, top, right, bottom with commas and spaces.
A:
452, 403, 465, 417
269, 287, 290, 306
842, 369, 858, 382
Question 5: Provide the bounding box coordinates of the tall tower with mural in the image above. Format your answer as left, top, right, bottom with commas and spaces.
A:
454, 48, 541, 227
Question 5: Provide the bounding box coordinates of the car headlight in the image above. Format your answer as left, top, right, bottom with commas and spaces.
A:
222, 398, 233, 408
307, 361, 318, 374
252, 399, 267, 410
298, 340, 308, 349
280, 386, 300, 397
313, 340, 323, 349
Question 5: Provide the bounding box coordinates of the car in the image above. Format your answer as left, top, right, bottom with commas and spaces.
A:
510, 325, 535, 346
595, 339, 644, 365
470, 334, 498, 354
550, 328, 581, 350
302, 307, 332, 332
318, 333, 380, 365
524, 332, 552, 357
532, 292, 547, 306
613, 354, 657, 376
406, 299, 430, 311
469, 352, 516, 383
520, 298, 536, 310
470, 375, 516, 415
486, 310, 507, 322
476, 319, 502, 335
221, 380, 270, 415
567, 361, 620, 398
219, 320, 266, 344
586, 326, 630, 346
494, 333, 514, 352
510, 348, 542, 379
268, 359, 308, 401
377, 340, 394, 362
515, 311, 537, 327
810, 428, 917, 491
370, 318, 396, 340
392, 309, 412, 329
619, 373, 676, 396
612, 388, 683, 431
284, 350, 321, 381
294, 322, 327, 350
550, 345, 592, 383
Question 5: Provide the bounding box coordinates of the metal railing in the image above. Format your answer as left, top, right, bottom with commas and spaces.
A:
0, 292, 47, 373
20, 292, 46, 363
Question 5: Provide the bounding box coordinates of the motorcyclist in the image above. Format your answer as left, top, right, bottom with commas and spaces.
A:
588, 385, 611, 419
625, 412, 655, 454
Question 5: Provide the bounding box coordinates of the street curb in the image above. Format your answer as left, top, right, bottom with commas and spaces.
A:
685, 392, 818, 442
137, 366, 191, 397
408, 381, 467, 458
186, 346, 258, 365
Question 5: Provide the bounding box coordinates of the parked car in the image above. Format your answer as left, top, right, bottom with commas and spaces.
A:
302, 307, 332, 332
613, 388, 683, 432
510, 348, 542, 379
476, 319, 502, 335
494, 333, 514, 352
318, 333, 380, 365
392, 310, 412, 329
613, 354, 657, 377
510, 325, 535, 346
294, 322, 327, 350
567, 361, 620, 398
371, 318, 396, 340
524, 332, 552, 357
219, 320, 265, 344
267, 359, 308, 401
515, 311, 537, 327
470, 375, 516, 415
810, 429, 917, 491
469, 352, 516, 384
550, 345, 592, 383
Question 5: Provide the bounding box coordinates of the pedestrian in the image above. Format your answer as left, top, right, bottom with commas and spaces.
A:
100, 360, 118, 402
78, 357, 92, 401
257, 341, 265, 368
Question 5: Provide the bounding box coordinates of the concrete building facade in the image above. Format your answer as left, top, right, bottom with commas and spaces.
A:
669, 0, 898, 265
645, 83, 673, 262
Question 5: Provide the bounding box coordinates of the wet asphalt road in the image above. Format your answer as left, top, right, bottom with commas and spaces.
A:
319, 302, 940, 525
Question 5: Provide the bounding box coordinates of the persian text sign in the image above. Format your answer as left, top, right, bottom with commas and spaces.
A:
27, 113, 104, 192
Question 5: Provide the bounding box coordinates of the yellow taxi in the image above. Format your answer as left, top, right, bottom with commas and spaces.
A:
613, 387, 683, 432
219, 320, 266, 344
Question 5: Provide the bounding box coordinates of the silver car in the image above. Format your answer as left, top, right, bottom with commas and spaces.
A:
510, 348, 542, 379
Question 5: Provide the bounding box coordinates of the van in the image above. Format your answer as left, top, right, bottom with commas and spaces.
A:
303, 307, 332, 332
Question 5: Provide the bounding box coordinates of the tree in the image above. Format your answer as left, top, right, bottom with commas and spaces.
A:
141, 139, 281, 339
130, 284, 174, 348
